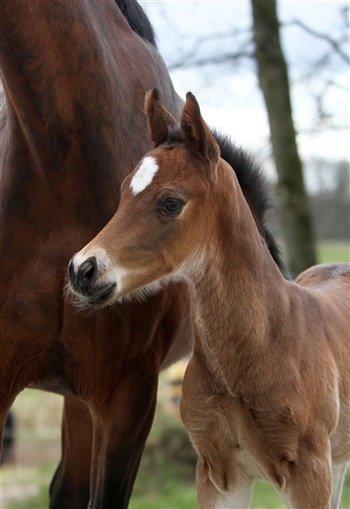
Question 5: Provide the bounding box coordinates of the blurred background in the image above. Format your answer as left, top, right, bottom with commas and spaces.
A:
1, 1, 349, 507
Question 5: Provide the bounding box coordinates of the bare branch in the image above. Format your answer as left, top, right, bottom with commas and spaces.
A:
167, 28, 253, 70
285, 19, 350, 64
168, 49, 253, 71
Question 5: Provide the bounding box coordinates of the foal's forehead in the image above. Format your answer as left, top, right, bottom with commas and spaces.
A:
129, 147, 179, 194
130, 155, 159, 195
128, 144, 205, 197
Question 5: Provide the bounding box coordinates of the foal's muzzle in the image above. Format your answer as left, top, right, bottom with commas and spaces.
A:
68, 256, 116, 307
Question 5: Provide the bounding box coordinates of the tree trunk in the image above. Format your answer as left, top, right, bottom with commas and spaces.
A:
251, 0, 317, 276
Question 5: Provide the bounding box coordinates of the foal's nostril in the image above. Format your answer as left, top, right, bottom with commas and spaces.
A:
68, 259, 75, 281
76, 256, 97, 291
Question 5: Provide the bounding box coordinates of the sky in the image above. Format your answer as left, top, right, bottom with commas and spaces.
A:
141, 1, 349, 172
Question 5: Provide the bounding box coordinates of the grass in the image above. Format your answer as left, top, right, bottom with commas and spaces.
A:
317, 239, 349, 263
1, 463, 56, 509
3, 462, 350, 509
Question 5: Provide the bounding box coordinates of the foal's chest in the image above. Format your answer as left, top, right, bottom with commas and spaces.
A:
180, 356, 294, 489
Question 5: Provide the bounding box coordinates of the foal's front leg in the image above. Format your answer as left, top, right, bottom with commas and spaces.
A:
181, 353, 254, 508
281, 437, 333, 509
196, 455, 253, 509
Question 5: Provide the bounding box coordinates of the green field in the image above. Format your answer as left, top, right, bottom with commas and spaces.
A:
317, 240, 349, 264
4, 470, 350, 509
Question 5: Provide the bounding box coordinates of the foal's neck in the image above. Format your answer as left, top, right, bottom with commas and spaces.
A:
187, 163, 289, 389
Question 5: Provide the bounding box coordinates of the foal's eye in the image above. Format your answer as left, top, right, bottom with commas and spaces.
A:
157, 198, 185, 217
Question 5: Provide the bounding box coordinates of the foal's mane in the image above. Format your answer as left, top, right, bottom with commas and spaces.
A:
115, 0, 156, 47
166, 127, 290, 279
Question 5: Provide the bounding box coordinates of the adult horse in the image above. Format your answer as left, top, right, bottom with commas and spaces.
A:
0, 1, 192, 507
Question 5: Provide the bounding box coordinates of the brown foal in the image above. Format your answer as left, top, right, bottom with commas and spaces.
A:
69, 90, 349, 508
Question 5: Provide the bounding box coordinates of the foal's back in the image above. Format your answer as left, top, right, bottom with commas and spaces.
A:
296, 262, 349, 346
296, 262, 350, 464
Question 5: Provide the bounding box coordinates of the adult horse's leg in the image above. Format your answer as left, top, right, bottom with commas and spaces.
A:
0, 395, 17, 466
83, 290, 190, 509
89, 359, 159, 509
49, 396, 92, 509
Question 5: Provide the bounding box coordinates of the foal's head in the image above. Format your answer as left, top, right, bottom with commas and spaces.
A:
68, 90, 249, 306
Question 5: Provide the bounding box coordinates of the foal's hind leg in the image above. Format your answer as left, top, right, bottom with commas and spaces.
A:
331, 463, 348, 509
196, 456, 253, 509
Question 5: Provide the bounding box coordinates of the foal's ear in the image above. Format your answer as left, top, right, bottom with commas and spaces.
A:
180, 92, 220, 171
145, 88, 177, 147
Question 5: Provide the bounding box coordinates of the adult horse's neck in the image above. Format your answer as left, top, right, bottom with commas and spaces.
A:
1, 0, 179, 233
2, 1, 134, 175
188, 160, 291, 392
1, 3, 120, 227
